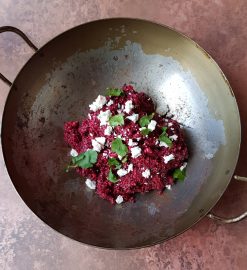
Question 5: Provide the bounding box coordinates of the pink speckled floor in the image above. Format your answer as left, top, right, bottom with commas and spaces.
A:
0, 1, 247, 269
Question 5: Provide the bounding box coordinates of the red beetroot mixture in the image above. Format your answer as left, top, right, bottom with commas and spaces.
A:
64, 85, 188, 204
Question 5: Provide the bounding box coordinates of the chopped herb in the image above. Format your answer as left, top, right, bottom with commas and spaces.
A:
108, 158, 121, 169
111, 138, 128, 157
161, 127, 168, 132
66, 149, 98, 171
106, 88, 124, 97
108, 169, 118, 183
159, 126, 173, 147
159, 134, 172, 146
173, 169, 186, 181
141, 128, 151, 136
139, 113, 154, 127
109, 114, 124, 127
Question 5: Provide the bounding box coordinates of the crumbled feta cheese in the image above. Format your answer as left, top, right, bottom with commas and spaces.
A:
155, 140, 159, 145
139, 127, 146, 131
124, 100, 134, 114
117, 169, 128, 177
116, 195, 124, 204
88, 113, 91, 119
168, 122, 173, 127
104, 125, 113, 136
128, 139, 138, 146
147, 120, 157, 131
127, 163, 133, 172
180, 162, 187, 171
169, 135, 178, 141
163, 154, 175, 164
107, 99, 114, 106
102, 153, 108, 157
97, 110, 112, 126
166, 185, 171, 190
131, 146, 141, 158
117, 109, 122, 114
118, 155, 123, 160
164, 119, 168, 122
85, 179, 96, 190
171, 128, 174, 131
142, 169, 150, 178
159, 141, 168, 147
92, 137, 106, 152
136, 138, 141, 141
95, 137, 106, 145
126, 113, 139, 123
70, 149, 78, 157
89, 95, 107, 112
118, 104, 121, 109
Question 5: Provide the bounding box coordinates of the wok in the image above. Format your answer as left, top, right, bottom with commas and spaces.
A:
0, 18, 246, 249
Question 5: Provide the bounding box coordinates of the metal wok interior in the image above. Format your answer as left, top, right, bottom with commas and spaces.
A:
1, 18, 241, 249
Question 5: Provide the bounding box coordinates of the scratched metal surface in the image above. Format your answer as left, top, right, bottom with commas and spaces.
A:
0, 1, 247, 269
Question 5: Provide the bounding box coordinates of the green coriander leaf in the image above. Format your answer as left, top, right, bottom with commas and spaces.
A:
111, 138, 128, 157
71, 150, 98, 169
159, 134, 173, 147
173, 169, 186, 181
106, 88, 123, 97
109, 114, 124, 127
108, 158, 121, 169
141, 128, 151, 136
139, 113, 154, 127
108, 169, 118, 183
161, 127, 168, 133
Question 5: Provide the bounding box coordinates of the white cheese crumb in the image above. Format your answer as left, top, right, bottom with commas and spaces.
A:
127, 163, 133, 172
70, 149, 78, 157
147, 120, 157, 131
168, 122, 173, 127
104, 125, 113, 136
92, 137, 106, 152
126, 113, 139, 123
166, 185, 171, 190
118, 155, 123, 160
131, 146, 141, 158
142, 169, 150, 178
95, 137, 106, 145
159, 141, 168, 147
116, 195, 124, 204
128, 139, 138, 146
88, 113, 91, 119
102, 153, 108, 157
180, 162, 187, 171
155, 140, 159, 145
97, 110, 112, 126
117, 169, 128, 177
136, 138, 141, 141
169, 134, 178, 141
85, 179, 96, 190
89, 95, 107, 112
124, 100, 134, 114
117, 109, 122, 114
163, 154, 175, 164
139, 127, 146, 131
106, 99, 114, 106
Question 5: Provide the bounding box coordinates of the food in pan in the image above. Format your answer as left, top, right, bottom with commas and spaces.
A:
64, 85, 188, 204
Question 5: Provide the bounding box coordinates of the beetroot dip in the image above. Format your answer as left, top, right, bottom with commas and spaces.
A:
64, 85, 188, 204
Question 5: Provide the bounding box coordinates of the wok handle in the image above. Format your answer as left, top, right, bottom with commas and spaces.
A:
0, 26, 38, 86
207, 175, 247, 223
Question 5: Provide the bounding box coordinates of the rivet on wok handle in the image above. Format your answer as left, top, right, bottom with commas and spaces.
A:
0, 26, 38, 86
208, 175, 247, 223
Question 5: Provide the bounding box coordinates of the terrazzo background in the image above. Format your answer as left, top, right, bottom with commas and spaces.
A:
0, 0, 247, 269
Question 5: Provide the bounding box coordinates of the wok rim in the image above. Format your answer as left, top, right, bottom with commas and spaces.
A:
0, 17, 241, 249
